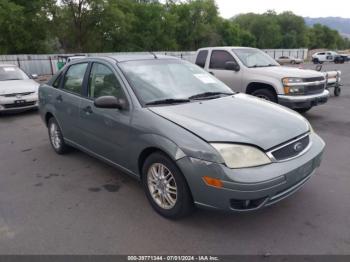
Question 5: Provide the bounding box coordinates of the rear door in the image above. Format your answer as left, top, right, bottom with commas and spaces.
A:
54, 62, 89, 144
206, 50, 243, 92
79, 62, 132, 168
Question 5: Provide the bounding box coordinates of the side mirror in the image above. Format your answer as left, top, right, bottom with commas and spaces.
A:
31, 74, 38, 79
94, 96, 126, 110
225, 61, 240, 72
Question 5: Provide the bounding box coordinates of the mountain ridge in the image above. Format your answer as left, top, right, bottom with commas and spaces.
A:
304, 17, 350, 38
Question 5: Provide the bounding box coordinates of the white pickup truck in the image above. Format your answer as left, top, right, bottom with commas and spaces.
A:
195, 47, 329, 113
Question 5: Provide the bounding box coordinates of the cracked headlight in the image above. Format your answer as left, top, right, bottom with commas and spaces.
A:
211, 143, 271, 169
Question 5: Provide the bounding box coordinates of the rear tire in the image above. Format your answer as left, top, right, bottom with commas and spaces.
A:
142, 152, 194, 219
48, 117, 69, 154
251, 89, 277, 103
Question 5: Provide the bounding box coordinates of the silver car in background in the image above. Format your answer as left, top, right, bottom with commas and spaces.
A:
0, 64, 39, 113
276, 55, 304, 65
39, 55, 325, 219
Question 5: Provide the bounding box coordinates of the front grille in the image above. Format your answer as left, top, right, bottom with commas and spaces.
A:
271, 135, 310, 161
3, 92, 35, 97
305, 84, 324, 95
4, 101, 36, 108
303, 77, 325, 82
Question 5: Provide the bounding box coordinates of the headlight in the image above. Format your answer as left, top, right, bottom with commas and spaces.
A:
282, 77, 305, 95
211, 143, 271, 169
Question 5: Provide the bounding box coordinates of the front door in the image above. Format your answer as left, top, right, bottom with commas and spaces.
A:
207, 50, 243, 92
79, 62, 132, 168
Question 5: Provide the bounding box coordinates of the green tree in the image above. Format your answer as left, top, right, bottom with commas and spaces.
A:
0, 0, 54, 54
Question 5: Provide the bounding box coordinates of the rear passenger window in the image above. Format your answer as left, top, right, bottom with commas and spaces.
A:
195, 50, 208, 68
62, 63, 88, 95
209, 50, 236, 70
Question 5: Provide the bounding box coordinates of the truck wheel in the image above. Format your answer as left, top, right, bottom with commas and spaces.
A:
334, 87, 341, 96
251, 89, 277, 103
296, 107, 311, 114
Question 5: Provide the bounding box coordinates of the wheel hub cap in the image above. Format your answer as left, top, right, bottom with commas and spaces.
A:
147, 163, 177, 209
50, 123, 61, 149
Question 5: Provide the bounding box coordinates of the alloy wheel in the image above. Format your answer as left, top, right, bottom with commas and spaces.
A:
147, 163, 177, 209
50, 122, 62, 150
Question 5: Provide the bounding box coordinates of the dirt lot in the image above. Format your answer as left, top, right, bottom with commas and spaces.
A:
0, 63, 349, 255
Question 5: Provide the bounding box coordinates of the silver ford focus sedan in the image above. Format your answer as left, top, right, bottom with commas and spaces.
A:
39, 55, 325, 219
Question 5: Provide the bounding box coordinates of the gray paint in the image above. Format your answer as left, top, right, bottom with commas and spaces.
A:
39, 55, 325, 212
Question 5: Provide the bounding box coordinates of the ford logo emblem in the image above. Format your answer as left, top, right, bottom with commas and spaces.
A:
293, 142, 304, 152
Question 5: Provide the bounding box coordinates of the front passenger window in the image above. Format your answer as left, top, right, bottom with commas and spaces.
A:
62, 63, 88, 95
88, 63, 125, 99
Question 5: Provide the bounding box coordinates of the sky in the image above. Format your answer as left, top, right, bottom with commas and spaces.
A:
216, 0, 349, 19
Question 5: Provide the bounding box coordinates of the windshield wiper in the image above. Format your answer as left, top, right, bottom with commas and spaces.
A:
188, 91, 233, 100
145, 98, 190, 106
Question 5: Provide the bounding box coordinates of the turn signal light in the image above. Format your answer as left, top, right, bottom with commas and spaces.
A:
202, 176, 223, 188
284, 86, 290, 94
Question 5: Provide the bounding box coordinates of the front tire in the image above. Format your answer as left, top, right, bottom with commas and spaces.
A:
142, 152, 193, 219
251, 89, 277, 103
48, 117, 69, 154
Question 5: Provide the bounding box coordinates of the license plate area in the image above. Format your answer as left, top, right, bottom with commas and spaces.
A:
14, 100, 26, 105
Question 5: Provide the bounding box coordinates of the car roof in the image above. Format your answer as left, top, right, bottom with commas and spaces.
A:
198, 46, 256, 51
0, 64, 17, 67
107, 54, 178, 62
67, 54, 179, 64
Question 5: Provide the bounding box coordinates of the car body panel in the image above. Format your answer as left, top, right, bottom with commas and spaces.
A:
150, 93, 309, 150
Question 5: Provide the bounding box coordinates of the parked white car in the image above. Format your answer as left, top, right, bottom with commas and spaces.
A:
312, 51, 347, 64
0, 64, 40, 112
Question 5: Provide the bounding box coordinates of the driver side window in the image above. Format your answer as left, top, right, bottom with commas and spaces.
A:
88, 63, 125, 99
209, 50, 237, 70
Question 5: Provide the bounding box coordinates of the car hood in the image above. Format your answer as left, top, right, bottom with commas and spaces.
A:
149, 94, 309, 150
0, 79, 39, 95
250, 66, 324, 79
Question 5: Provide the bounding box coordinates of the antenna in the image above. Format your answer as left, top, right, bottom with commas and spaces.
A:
149, 52, 158, 59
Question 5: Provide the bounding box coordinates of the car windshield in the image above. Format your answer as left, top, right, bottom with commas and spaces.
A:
233, 48, 279, 68
0, 66, 29, 81
119, 59, 234, 105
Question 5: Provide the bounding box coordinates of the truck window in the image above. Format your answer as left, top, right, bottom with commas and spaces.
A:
209, 50, 236, 70
195, 50, 208, 68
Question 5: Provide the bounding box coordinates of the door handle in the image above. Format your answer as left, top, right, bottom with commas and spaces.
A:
83, 106, 93, 114
56, 95, 63, 102
209, 71, 215, 75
